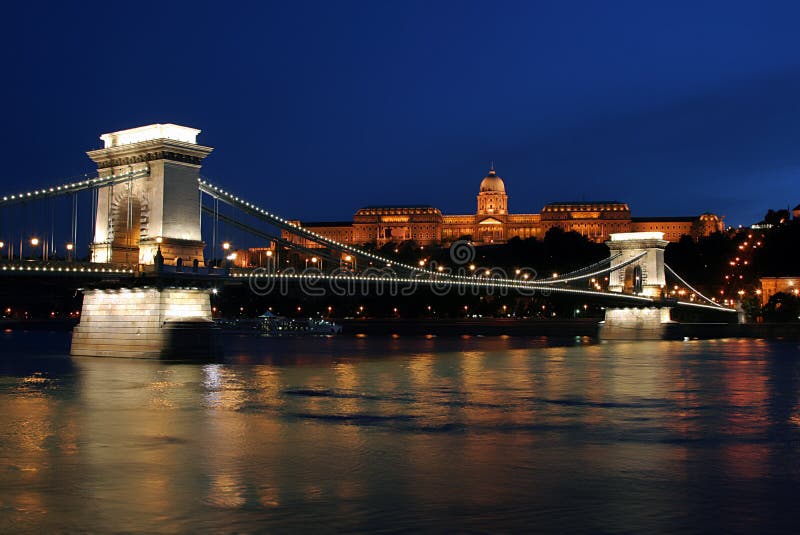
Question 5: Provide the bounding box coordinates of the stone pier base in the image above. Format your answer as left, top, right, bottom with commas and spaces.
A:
598, 307, 674, 340
71, 288, 221, 359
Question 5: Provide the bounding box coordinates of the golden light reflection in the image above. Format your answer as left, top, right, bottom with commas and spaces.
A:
333, 362, 361, 414
208, 474, 246, 508
258, 486, 281, 508
1, 338, 796, 531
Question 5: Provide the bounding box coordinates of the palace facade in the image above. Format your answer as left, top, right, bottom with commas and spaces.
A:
285, 167, 724, 248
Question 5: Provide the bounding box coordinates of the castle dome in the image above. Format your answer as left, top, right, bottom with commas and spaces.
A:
479, 167, 506, 193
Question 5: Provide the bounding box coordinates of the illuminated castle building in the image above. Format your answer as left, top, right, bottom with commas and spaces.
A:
285, 166, 723, 248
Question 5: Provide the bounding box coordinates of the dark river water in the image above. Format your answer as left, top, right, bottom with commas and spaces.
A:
1, 330, 800, 533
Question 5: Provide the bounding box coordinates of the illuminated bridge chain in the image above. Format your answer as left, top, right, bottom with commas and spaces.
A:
201, 177, 640, 288
664, 263, 724, 308
0, 170, 149, 206
229, 270, 658, 304
520, 251, 648, 287
547, 253, 622, 280
201, 205, 347, 267
201, 177, 472, 279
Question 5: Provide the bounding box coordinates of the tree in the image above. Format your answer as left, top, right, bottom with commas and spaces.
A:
762, 292, 800, 322
753, 220, 800, 276
763, 209, 791, 227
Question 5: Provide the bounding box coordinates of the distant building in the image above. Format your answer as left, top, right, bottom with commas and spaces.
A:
230, 247, 275, 268
284, 167, 724, 247
759, 277, 800, 306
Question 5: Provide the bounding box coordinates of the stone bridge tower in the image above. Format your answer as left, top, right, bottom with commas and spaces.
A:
606, 232, 668, 298
601, 232, 672, 339
87, 124, 212, 265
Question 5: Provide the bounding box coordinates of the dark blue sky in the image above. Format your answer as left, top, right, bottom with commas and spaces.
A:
3, 0, 800, 226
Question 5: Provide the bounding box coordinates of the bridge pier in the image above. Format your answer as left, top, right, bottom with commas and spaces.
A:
70, 287, 221, 359
599, 232, 672, 340
598, 306, 674, 340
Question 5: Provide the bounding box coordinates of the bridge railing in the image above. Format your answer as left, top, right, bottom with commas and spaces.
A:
0, 259, 137, 275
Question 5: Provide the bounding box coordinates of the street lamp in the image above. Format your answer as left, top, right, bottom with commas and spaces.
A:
341, 254, 354, 272
220, 242, 231, 268
66, 242, 74, 262
265, 249, 274, 271
305, 256, 320, 270
30, 237, 43, 260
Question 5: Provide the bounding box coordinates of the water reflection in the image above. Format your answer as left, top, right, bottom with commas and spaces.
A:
0, 333, 799, 532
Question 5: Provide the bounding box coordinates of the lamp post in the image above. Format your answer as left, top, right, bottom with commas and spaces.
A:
341, 254, 354, 272
0, 241, 5, 260
153, 237, 164, 270
266, 249, 274, 272
305, 255, 320, 270
30, 237, 43, 261
222, 242, 231, 268
66, 242, 74, 262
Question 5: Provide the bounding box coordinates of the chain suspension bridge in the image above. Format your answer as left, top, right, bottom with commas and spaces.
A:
0, 124, 735, 357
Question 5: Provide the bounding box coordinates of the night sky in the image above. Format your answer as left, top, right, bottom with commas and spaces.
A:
3, 1, 800, 226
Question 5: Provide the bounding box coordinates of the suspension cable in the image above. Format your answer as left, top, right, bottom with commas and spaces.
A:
0, 170, 148, 207
526, 251, 647, 286
199, 178, 431, 276
554, 253, 621, 278
664, 263, 723, 308
203, 206, 343, 265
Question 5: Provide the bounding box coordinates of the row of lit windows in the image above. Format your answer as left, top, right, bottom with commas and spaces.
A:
542, 204, 630, 212
356, 208, 441, 216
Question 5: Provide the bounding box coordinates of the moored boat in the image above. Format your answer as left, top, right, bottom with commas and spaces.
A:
258, 311, 342, 335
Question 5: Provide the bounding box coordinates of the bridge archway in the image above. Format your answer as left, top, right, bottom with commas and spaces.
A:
622, 265, 644, 295
109, 193, 143, 264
